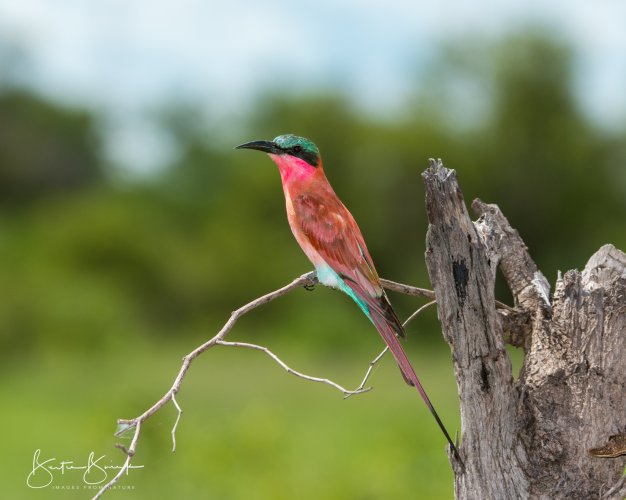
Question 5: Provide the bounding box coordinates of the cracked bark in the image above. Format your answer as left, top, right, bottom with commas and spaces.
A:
422, 160, 625, 500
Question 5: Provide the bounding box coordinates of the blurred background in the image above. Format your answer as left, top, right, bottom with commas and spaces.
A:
1, 1, 625, 498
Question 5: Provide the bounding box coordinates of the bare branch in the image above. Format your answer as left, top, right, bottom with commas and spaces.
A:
380, 278, 435, 299
94, 271, 315, 498
94, 271, 441, 499
403, 299, 437, 326
472, 199, 551, 311
216, 340, 371, 396
171, 394, 182, 453
382, 277, 514, 311
345, 299, 437, 398
346, 345, 389, 400
93, 422, 141, 500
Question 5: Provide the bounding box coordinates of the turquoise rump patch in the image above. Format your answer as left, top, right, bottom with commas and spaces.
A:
316, 265, 370, 318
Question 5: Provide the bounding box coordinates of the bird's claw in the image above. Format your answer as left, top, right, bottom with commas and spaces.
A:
303, 276, 318, 291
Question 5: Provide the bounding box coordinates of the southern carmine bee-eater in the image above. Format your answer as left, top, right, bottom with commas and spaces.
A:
236, 134, 462, 463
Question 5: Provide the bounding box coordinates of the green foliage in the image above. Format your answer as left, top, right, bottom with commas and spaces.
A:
0, 90, 102, 206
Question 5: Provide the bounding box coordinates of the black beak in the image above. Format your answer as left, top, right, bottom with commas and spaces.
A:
235, 140, 282, 154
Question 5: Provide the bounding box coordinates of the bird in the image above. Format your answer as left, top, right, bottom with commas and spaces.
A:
236, 134, 462, 464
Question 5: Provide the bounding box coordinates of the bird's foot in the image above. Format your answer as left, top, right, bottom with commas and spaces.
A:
303, 275, 318, 291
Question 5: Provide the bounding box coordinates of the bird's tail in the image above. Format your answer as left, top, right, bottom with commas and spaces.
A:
370, 312, 464, 466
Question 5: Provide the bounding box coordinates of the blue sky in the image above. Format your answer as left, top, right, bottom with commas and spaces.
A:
1, 0, 625, 170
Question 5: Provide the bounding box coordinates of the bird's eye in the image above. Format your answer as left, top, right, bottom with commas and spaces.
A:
292, 145, 303, 154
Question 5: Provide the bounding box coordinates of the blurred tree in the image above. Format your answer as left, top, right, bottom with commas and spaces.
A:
1, 30, 625, 362
0, 89, 103, 207
412, 32, 626, 278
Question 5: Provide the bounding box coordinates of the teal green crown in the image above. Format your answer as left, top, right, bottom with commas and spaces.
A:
274, 134, 320, 167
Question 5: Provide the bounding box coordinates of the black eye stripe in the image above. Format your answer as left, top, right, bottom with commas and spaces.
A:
274, 140, 319, 167
287, 145, 318, 167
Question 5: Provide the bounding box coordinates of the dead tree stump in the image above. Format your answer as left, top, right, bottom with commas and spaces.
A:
422, 160, 625, 500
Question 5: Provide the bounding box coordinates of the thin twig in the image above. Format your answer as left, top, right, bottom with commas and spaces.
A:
380, 278, 435, 299
95, 272, 444, 499
94, 271, 315, 499
171, 394, 182, 453
216, 340, 371, 396
403, 299, 437, 327
345, 345, 389, 400
381, 278, 514, 311
93, 422, 141, 499
345, 300, 437, 398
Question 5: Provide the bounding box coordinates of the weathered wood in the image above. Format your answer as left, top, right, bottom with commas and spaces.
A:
422, 159, 626, 500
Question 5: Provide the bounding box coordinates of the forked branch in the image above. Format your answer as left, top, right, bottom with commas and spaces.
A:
94, 272, 503, 499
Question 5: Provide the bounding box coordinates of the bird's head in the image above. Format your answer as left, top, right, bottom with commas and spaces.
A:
236, 134, 322, 183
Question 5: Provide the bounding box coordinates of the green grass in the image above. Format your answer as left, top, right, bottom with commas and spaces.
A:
2, 336, 459, 499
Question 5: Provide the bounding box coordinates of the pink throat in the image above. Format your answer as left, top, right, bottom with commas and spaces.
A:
269, 154, 318, 185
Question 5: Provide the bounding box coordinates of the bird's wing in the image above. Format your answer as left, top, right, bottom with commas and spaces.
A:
294, 192, 464, 464
293, 191, 404, 337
